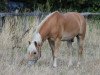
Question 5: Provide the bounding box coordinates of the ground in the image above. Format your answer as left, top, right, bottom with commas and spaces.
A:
0, 18, 100, 75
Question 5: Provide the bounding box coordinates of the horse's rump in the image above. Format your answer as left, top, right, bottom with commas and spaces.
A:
59, 12, 86, 41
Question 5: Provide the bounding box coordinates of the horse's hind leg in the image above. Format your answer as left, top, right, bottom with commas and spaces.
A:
67, 40, 73, 67
48, 38, 61, 67
77, 35, 84, 66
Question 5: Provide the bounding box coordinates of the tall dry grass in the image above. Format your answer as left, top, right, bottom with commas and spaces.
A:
0, 16, 100, 75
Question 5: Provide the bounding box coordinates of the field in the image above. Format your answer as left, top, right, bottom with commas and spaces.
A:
0, 16, 100, 75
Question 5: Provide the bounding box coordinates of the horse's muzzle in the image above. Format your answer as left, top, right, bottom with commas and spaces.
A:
28, 60, 37, 66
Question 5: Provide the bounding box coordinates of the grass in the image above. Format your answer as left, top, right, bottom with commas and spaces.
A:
0, 16, 100, 75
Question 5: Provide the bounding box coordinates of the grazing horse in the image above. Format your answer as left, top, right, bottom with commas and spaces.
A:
27, 11, 86, 67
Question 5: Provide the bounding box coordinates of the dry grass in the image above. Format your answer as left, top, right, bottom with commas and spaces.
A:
0, 16, 100, 75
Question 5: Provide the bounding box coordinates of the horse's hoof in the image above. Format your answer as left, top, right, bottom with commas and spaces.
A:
53, 64, 57, 68
68, 61, 73, 67
77, 62, 81, 67
53, 65, 57, 68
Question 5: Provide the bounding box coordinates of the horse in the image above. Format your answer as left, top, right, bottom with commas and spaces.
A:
26, 11, 86, 67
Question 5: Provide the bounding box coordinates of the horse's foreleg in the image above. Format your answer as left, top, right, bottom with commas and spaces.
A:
48, 38, 55, 51
48, 38, 61, 67
48, 39, 56, 67
53, 38, 61, 67
67, 40, 73, 67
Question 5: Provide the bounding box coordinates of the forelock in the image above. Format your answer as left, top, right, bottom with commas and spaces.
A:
27, 32, 42, 54
32, 33, 42, 44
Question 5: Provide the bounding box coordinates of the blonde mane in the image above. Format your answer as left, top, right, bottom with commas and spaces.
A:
36, 11, 59, 33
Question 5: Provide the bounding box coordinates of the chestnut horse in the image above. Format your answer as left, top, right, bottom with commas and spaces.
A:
27, 11, 86, 67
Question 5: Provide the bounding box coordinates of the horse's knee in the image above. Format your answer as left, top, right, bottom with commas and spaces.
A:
78, 46, 83, 56
79, 46, 83, 55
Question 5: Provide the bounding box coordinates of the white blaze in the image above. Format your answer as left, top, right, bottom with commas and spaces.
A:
27, 33, 42, 54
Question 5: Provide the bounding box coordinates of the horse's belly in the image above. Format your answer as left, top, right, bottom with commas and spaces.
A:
61, 36, 73, 41
61, 32, 75, 41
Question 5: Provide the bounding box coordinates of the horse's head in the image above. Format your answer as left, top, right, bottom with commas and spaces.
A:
27, 33, 42, 66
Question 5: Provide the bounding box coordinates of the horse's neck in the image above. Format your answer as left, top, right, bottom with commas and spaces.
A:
39, 23, 50, 41
38, 12, 59, 41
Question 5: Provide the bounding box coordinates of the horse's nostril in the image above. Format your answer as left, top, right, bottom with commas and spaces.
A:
34, 52, 36, 54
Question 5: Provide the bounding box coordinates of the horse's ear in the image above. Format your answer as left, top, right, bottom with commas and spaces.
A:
28, 41, 31, 45
34, 41, 37, 47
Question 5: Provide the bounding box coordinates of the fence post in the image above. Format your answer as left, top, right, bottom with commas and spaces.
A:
0, 16, 5, 32
0, 17, 2, 30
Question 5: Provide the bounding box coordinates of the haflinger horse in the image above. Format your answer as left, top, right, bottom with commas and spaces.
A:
27, 11, 86, 67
